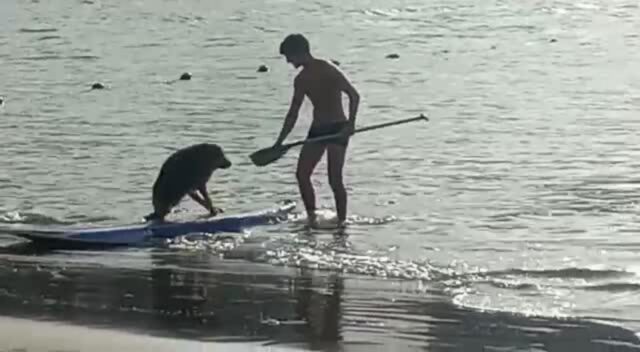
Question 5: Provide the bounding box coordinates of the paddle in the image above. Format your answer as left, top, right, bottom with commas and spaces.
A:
249, 114, 428, 167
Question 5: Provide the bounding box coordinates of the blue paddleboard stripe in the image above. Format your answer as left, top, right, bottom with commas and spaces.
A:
0, 203, 295, 247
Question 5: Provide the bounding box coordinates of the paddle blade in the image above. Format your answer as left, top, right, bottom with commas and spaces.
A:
250, 145, 288, 166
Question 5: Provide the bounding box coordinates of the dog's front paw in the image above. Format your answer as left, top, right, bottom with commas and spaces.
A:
209, 207, 224, 216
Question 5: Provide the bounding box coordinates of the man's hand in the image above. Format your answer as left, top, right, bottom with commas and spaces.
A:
341, 121, 355, 138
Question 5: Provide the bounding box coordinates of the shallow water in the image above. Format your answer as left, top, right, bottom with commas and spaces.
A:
2, 0, 640, 350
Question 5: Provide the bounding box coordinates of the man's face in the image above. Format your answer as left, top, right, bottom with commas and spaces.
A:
284, 53, 302, 68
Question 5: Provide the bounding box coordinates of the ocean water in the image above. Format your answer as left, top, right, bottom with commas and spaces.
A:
1, 0, 640, 350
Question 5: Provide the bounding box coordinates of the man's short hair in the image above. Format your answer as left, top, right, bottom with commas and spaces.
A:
279, 34, 310, 56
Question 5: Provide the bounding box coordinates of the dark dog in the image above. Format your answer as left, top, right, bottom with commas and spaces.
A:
144, 143, 232, 222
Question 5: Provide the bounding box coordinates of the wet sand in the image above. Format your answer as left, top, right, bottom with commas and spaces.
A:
0, 248, 638, 352
0, 316, 303, 352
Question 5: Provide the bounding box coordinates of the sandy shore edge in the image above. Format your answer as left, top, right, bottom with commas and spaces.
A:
0, 315, 302, 352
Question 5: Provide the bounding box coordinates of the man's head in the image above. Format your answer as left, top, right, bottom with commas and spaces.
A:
279, 34, 311, 68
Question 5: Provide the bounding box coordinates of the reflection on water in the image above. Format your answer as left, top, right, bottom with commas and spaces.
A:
0, 250, 346, 349
0, 250, 638, 351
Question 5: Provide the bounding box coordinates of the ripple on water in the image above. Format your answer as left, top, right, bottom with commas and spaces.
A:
159, 209, 442, 282
18, 28, 58, 33
0, 210, 73, 225
257, 244, 437, 280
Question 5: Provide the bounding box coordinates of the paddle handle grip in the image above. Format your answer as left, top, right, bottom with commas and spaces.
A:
285, 114, 428, 148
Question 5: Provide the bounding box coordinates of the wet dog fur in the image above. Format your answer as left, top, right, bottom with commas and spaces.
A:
144, 143, 231, 222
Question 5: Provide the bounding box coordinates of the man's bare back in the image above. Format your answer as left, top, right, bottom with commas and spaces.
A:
295, 58, 349, 126
272, 33, 360, 227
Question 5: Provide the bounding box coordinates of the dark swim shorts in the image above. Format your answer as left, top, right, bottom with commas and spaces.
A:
306, 121, 349, 146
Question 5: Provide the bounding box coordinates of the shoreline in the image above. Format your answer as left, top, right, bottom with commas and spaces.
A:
0, 315, 305, 352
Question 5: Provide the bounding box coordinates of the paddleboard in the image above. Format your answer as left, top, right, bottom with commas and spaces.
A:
0, 201, 295, 249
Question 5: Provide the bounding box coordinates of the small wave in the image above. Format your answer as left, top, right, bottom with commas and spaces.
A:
485, 278, 541, 290
19, 28, 58, 33
67, 55, 100, 61
482, 267, 632, 280
256, 243, 436, 280
450, 293, 572, 319
580, 282, 640, 292
37, 35, 62, 41
349, 214, 398, 225
285, 209, 398, 229
162, 15, 205, 24
439, 266, 635, 291
158, 228, 440, 282
16, 55, 61, 61
12, 54, 98, 62
0, 211, 72, 225
123, 42, 163, 48
253, 26, 279, 33
65, 215, 118, 223
165, 233, 242, 252
360, 7, 420, 17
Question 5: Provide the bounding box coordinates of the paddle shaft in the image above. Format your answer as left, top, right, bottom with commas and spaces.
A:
283, 114, 428, 149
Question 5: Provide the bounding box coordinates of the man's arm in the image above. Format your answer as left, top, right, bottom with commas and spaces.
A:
336, 69, 360, 129
275, 76, 306, 145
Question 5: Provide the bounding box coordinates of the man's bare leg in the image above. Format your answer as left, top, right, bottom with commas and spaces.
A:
296, 143, 326, 226
327, 143, 348, 225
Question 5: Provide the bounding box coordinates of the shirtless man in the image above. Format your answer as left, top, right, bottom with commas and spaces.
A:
272, 33, 360, 227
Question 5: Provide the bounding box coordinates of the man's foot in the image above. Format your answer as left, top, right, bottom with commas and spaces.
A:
306, 211, 318, 229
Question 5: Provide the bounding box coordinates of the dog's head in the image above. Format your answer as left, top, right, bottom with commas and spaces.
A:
205, 143, 232, 170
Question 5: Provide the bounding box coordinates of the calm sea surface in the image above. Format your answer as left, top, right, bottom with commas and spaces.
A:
1, 0, 640, 350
